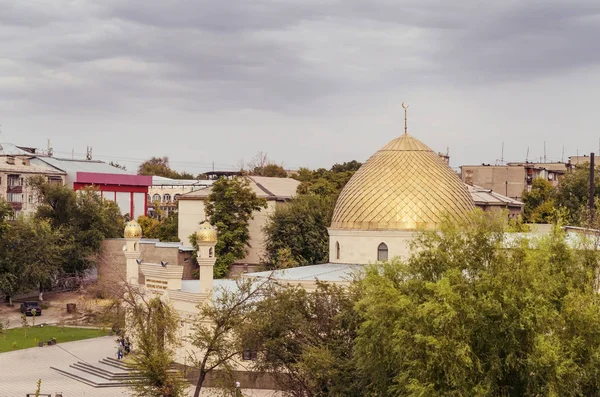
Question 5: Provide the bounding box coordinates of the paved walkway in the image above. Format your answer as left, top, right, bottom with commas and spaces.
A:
0, 336, 281, 397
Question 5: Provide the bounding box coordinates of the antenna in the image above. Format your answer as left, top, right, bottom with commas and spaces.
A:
47, 139, 53, 157
526, 147, 529, 163
86, 146, 92, 160
543, 141, 547, 163
501, 142, 504, 164
402, 102, 409, 135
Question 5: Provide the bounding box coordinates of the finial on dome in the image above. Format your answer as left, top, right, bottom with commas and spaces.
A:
197, 220, 218, 243
124, 220, 142, 239
402, 102, 409, 135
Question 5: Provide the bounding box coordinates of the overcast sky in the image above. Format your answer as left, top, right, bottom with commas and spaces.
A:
2, 0, 600, 174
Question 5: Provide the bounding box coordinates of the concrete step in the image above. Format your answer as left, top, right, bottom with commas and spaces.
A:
99, 357, 132, 370
70, 362, 142, 381
51, 366, 130, 388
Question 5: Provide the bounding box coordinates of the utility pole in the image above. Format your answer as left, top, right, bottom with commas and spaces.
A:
590, 152, 595, 223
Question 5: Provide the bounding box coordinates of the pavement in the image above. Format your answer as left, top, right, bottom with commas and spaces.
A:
0, 336, 281, 397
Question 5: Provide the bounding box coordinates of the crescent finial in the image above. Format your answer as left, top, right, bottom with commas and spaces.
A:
402, 102, 409, 109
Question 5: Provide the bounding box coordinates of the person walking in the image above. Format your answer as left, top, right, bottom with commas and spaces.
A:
117, 340, 124, 360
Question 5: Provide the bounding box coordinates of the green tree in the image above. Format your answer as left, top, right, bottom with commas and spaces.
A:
294, 161, 361, 198
246, 151, 288, 178
123, 288, 186, 397
354, 211, 600, 396
109, 161, 127, 171
555, 163, 600, 225
189, 276, 269, 397
137, 215, 161, 239
242, 281, 362, 396
157, 212, 179, 242
522, 178, 557, 223
263, 194, 335, 268
138, 156, 194, 180
205, 177, 267, 277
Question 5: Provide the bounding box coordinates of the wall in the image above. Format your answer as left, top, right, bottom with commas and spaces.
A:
178, 199, 279, 265
462, 166, 526, 199
98, 239, 194, 285
328, 229, 417, 264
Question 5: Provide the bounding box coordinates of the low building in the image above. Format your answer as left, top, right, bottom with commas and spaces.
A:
32, 157, 151, 219
147, 176, 213, 218
0, 155, 66, 217
467, 184, 524, 218
177, 176, 300, 265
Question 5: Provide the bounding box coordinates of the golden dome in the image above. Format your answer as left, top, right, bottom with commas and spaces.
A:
124, 220, 143, 238
331, 134, 475, 230
196, 221, 218, 243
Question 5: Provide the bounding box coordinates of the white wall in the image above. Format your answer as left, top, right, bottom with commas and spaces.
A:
327, 229, 417, 264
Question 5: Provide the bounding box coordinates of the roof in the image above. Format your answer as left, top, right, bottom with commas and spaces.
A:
331, 133, 475, 231
32, 157, 132, 175
178, 176, 299, 201
180, 279, 239, 295
0, 156, 65, 175
152, 175, 214, 187
0, 143, 39, 156
246, 263, 363, 282
467, 184, 524, 208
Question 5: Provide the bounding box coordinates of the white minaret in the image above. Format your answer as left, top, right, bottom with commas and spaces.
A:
196, 221, 217, 294
123, 220, 143, 285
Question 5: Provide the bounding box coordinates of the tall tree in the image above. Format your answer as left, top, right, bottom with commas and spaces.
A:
205, 177, 267, 277
245, 151, 288, 177
138, 156, 194, 180
263, 194, 335, 268
294, 161, 361, 198
555, 163, 600, 225
522, 178, 557, 223
354, 211, 600, 396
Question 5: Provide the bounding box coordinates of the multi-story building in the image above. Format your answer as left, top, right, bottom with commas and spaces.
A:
147, 176, 213, 219
0, 155, 66, 217
461, 162, 569, 200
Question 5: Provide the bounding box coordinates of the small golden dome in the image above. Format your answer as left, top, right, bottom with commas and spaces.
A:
124, 220, 143, 238
197, 221, 218, 243
331, 134, 475, 231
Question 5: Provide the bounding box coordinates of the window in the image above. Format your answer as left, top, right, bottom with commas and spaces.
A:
147, 194, 151, 202
335, 241, 340, 260
7, 193, 23, 203
7, 175, 21, 186
152, 194, 161, 202
163, 194, 171, 202
377, 243, 388, 262
242, 349, 258, 361
28, 195, 33, 204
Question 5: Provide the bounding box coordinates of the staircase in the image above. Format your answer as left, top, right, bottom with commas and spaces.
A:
51, 357, 142, 388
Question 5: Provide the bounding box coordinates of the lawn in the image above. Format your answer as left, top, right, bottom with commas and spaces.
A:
0, 326, 110, 353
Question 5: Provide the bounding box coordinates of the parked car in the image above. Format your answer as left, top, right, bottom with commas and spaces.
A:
20, 301, 42, 316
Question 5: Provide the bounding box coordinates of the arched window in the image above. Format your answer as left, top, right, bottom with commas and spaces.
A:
152, 194, 161, 202
147, 194, 151, 203
163, 193, 171, 202
174, 194, 181, 201
377, 243, 388, 262
209, 247, 214, 258
335, 241, 340, 260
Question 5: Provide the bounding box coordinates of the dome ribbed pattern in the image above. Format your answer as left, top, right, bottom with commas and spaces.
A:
331, 134, 475, 230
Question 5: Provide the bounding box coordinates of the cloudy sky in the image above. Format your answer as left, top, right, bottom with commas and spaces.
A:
2, 0, 600, 174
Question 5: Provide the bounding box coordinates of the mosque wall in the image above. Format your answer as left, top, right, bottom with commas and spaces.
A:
327, 229, 416, 264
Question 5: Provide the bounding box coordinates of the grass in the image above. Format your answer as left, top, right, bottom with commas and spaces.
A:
0, 326, 110, 353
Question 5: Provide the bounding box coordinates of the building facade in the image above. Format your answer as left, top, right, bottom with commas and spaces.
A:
147, 176, 213, 219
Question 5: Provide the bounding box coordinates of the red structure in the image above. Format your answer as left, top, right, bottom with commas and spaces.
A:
73, 172, 152, 218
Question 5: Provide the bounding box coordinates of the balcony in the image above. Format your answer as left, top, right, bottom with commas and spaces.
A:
7, 185, 23, 194
9, 202, 22, 211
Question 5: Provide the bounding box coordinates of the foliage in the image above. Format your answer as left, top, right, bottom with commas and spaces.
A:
126, 293, 186, 397
354, 210, 600, 396
263, 194, 335, 268
30, 177, 124, 276
109, 161, 127, 171
555, 163, 600, 225
2, 217, 68, 300
522, 178, 557, 223
158, 212, 180, 242
34, 379, 42, 397
189, 276, 269, 397
246, 151, 288, 178
137, 215, 161, 238
294, 160, 361, 198
137, 156, 194, 180
242, 281, 362, 396
0, 326, 109, 353
206, 177, 267, 277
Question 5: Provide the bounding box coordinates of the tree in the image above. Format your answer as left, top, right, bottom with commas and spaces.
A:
246, 151, 288, 178
555, 163, 600, 225
138, 156, 194, 180
263, 194, 335, 268
205, 177, 267, 277
109, 161, 127, 171
122, 284, 186, 397
294, 161, 361, 198
241, 281, 362, 396
522, 178, 557, 223
3, 217, 67, 301
354, 210, 600, 396
189, 276, 270, 397
157, 212, 179, 242
137, 215, 161, 239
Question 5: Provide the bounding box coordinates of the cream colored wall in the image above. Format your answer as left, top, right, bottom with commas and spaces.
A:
178, 198, 278, 265
148, 185, 199, 202
328, 229, 417, 264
